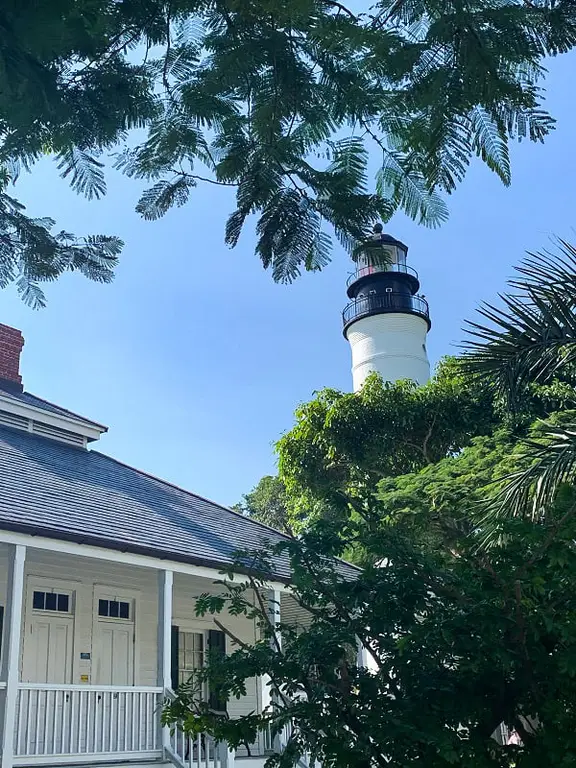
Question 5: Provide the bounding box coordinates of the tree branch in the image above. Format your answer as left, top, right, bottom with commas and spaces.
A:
324, 0, 358, 20
173, 169, 237, 187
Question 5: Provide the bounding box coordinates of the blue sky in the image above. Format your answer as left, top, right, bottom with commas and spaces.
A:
3, 51, 575, 506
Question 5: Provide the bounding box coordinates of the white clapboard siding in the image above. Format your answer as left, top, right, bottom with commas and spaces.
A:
0, 544, 260, 720
172, 572, 260, 720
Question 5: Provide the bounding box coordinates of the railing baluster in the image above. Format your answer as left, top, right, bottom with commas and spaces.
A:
41, 688, 50, 755
86, 689, 92, 753
14, 688, 22, 755
93, 688, 99, 754
144, 691, 150, 750
50, 689, 57, 755
115, 691, 120, 752
33, 687, 42, 755
14, 685, 164, 759
101, 691, 107, 753
130, 688, 136, 751
137, 691, 143, 751
70, 689, 77, 756
77, 689, 84, 753
124, 691, 128, 751
24, 689, 32, 755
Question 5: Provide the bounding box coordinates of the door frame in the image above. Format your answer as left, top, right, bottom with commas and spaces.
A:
22, 575, 79, 683
92, 583, 141, 685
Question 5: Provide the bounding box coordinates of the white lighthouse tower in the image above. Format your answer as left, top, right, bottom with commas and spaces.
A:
343, 226, 431, 392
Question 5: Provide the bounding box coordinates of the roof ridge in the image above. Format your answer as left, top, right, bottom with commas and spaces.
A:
23, 391, 108, 430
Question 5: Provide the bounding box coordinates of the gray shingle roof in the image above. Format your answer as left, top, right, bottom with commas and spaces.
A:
0, 425, 296, 579
0, 388, 107, 431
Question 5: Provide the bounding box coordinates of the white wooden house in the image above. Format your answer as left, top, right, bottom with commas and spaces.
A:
0, 324, 309, 768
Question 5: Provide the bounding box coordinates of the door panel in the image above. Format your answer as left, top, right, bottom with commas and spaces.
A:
95, 623, 134, 685
93, 590, 136, 686
22, 614, 73, 683
20, 587, 75, 755
93, 592, 136, 753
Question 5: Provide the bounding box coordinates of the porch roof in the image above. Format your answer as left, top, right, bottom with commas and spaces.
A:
0, 425, 304, 579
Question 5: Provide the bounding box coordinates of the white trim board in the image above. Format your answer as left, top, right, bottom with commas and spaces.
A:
0, 531, 289, 592
0, 394, 105, 441
12, 750, 163, 765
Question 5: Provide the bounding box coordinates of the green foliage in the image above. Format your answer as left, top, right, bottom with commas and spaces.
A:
0, 177, 121, 307
277, 357, 498, 528
3, 0, 576, 295
374, 430, 521, 550
463, 240, 576, 539
464, 240, 576, 408
164, 506, 576, 766
166, 243, 576, 765
235, 475, 292, 533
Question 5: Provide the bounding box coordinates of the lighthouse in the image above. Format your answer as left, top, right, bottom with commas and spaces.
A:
342, 226, 431, 392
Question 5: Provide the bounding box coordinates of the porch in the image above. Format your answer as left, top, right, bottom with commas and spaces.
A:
0, 538, 290, 768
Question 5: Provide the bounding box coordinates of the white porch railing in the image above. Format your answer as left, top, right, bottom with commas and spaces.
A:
14, 684, 163, 763
167, 726, 232, 768
164, 689, 234, 768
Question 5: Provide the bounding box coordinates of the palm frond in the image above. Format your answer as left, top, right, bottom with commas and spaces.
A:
513, 239, 576, 293
478, 423, 576, 545
463, 239, 576, 403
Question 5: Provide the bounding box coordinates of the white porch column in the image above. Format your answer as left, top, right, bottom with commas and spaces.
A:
265, 589, 283, 752
219, 742, 236, 768
356, 638, 368, 668
158, 569, 174, 753
267, 589, 282, 650
0, 544, 26, 768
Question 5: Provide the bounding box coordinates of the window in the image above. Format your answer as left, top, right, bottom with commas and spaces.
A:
32, 590, 70, 613
178, 631, 205, 688
98, 599, 130, 619
171, 627, 227, 712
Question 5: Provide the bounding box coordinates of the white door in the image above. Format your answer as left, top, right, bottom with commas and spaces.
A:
93, 593, 135, 685
93, 592, 136, 752
22, 613, 74, 683
20, 585, 75, 755
22, 586, 74, 683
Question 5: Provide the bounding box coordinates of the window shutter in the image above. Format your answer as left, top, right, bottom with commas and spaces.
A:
171, 625, 180, 691
208, 629, 227, 712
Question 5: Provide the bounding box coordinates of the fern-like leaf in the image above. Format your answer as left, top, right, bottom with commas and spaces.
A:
376, 151, 449, 227
56, 148, 107, 200
135, 176, 196, 220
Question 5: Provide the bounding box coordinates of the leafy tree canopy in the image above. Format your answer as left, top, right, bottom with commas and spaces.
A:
275, 356, 499, 530
164, 242, 576, 766
3, 0, 576, 301
234, 475, 291, 533
165, 483, 576, 766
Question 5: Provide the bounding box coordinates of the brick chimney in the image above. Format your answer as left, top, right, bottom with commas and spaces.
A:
0, 324, 24, 393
